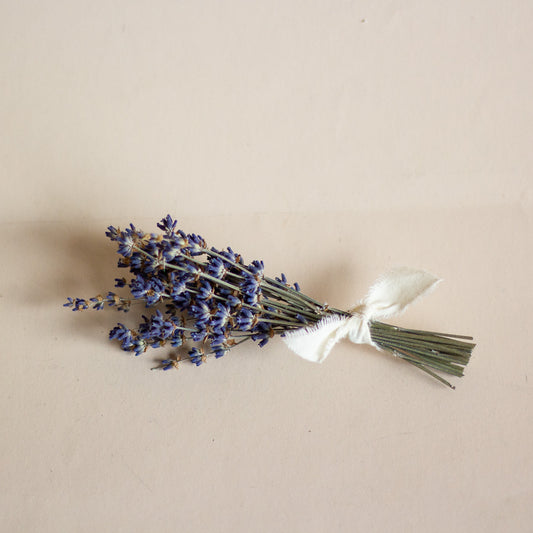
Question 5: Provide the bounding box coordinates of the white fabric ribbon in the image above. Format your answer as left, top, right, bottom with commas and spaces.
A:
282, 267, 441, 363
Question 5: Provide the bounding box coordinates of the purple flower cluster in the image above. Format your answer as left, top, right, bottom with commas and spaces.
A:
65, 215, 331, 368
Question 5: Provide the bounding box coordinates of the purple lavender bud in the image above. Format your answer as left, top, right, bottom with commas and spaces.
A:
131, 338, 147, 356
188, 347, 203, 366
206, 257, 226, 279
190, 328, 208, 342
197, 280, 214, 301
190, 301, 211, 326
236, 308, 254, 331
90, 297, 105, 311
105, 226, 119, 241
156, 215, 178, 235
170, 331, 184, 347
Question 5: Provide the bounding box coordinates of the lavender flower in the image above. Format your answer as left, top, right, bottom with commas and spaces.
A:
65, 215, 325, 368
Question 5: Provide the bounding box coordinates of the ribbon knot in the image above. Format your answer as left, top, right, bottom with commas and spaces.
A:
282, 267, 441, 363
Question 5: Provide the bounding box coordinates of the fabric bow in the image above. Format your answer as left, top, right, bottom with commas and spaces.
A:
282, 267, 441, 363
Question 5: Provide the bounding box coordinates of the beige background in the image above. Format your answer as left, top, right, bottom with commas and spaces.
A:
1, 1, 532, 532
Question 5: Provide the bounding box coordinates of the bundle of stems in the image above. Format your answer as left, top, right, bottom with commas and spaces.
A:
369, 322, 474, 389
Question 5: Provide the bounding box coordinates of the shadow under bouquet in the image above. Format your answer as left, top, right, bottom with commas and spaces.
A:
65, 215, 475, 388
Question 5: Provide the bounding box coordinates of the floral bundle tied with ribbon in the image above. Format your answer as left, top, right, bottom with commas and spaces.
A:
65, 215, 475, 389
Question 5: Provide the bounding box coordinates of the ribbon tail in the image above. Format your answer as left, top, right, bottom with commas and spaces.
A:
357, 268, 441, 321
282, 315, 349, 363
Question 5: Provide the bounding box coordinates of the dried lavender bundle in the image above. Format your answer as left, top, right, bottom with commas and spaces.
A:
65, 215, 474, 388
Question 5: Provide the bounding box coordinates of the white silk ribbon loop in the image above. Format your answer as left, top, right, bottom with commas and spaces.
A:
282, 268, 441, 363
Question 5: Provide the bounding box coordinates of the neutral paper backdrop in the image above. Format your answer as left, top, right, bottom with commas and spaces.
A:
1, 2, 532, 532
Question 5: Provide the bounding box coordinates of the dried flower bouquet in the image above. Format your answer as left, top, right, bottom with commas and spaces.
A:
65, 216, 474, 388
